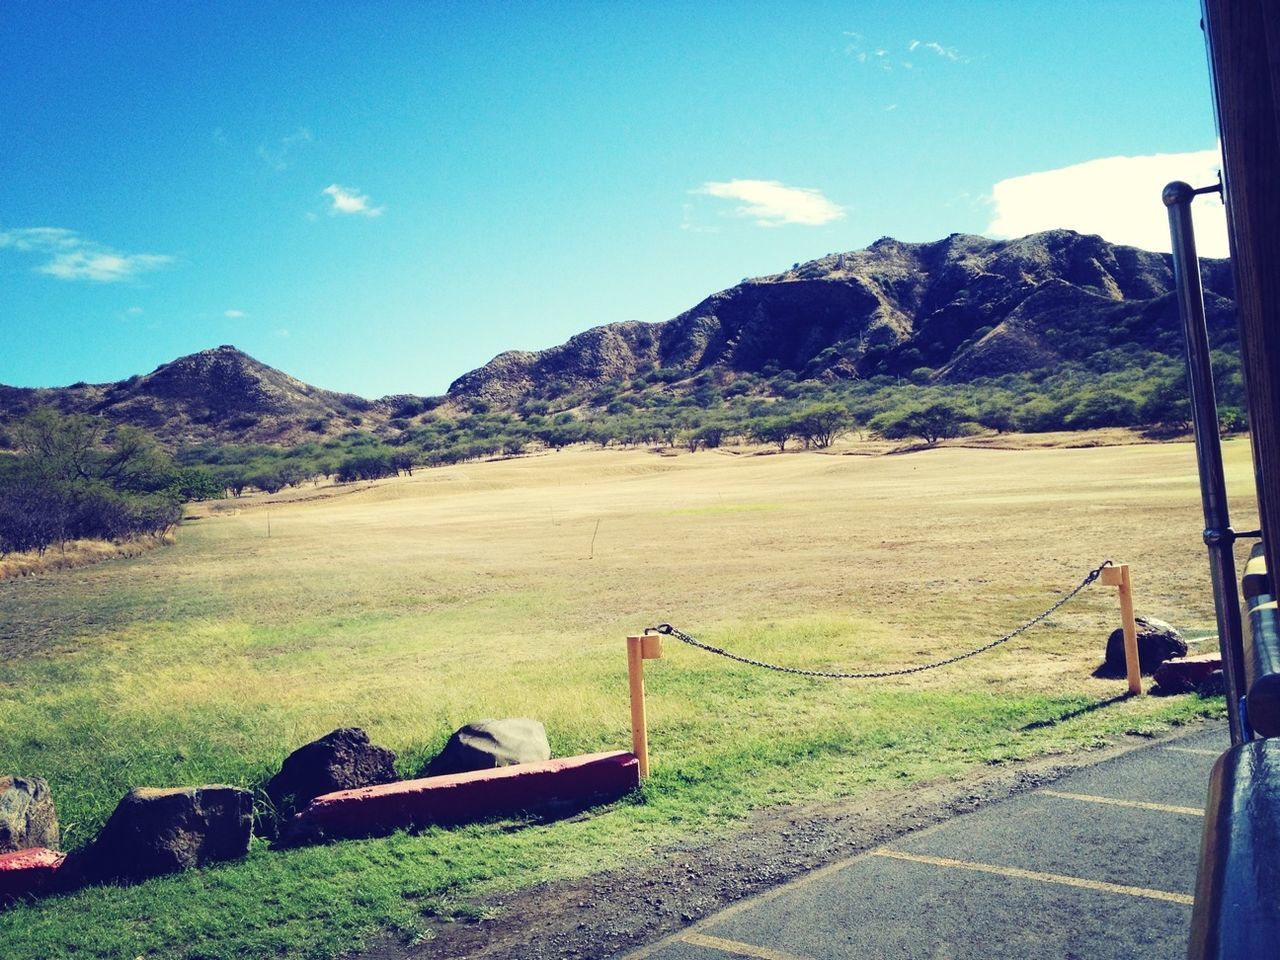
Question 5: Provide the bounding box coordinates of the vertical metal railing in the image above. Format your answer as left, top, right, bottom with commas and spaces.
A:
1163, 179, 1249, 745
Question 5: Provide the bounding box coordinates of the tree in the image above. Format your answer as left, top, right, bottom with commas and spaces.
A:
871, 400, 969, 445
11, 408, 103, 483
792, 403, 851, 449
749, 416, 794, 452
693, 424, 728, 450
1064, 390, 1139, 430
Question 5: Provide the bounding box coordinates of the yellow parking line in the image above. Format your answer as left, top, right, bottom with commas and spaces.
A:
681, 932, 814, 960
1041, 790, 1203, 816
872, 849, 1194, 904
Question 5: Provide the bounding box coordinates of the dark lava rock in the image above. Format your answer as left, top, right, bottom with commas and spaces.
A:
265, 727, 398, 826
0, 776, 59, 853
74, 785, 252, 884
1100, 616, 1187, 677
1153, 652, 1223, 695
1197, 670, 1227, 699
421, 718, 551, 778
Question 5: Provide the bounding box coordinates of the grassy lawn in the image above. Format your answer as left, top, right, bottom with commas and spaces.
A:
0, 437, 1252, 959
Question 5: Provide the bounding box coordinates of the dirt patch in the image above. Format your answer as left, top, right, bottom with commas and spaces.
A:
353, 724, 1212, 960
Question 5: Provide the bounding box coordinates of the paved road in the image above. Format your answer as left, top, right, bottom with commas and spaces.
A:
621, 723, 1226, 960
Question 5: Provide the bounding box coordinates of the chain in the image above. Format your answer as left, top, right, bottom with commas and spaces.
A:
646, 560, 1113, 680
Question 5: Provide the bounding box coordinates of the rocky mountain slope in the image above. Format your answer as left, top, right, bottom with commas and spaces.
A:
0, 230, 1238, 445
447, 229, 1236, 406
0, 346, 403, 446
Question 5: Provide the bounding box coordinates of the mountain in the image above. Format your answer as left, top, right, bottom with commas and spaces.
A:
0, 230, 1239, 447
446, 229, 1236, 407
0, 346, 416, 446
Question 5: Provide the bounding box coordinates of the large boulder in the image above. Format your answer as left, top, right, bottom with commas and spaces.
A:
1153, 653, 1224, 694
1100, 616, 1187, 677
421, 718, 551, 778
0, 776, 59, 854
74, 785, 253, 884
264, 728, 398, 826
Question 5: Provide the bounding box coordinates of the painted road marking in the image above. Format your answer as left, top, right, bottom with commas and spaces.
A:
1041, 790, 1204, 816
1166, 746, 1221, 757
681, 932, 814, 960
872, 849, 1194, 905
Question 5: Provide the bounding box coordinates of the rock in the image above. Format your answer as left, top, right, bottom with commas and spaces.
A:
422, 718, 551, 778
0, 847, 66, 903
1198, 670, 1227, 699
76, 785, 253, 884
1154, 653, 1223, 694
264, 728, 398, 826
0, 776, 59, 854
1101, 616, 1187, 677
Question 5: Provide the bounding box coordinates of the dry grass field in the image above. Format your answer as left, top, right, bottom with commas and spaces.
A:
0, 435, 1252, 959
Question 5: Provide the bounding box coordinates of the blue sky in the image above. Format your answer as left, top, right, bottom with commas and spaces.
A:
1, 2, 1227, 398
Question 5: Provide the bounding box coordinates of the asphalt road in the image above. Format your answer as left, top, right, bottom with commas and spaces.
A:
621, 722, 1227, 960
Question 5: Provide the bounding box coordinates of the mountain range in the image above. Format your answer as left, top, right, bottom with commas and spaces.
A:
0, 229, 1237, 446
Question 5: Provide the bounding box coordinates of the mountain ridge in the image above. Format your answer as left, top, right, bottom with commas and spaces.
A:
447, 229, 1235, 407
0, 229, 1238, 446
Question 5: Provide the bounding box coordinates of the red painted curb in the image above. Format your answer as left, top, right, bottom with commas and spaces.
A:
0, 847, 66, 903
290, 751, 640, 841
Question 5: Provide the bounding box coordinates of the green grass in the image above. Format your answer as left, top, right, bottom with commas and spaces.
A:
0, 441, 1244, 959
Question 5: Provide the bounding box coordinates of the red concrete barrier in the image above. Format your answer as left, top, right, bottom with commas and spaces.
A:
0, 847, 65, 903
289, 751, 640, 842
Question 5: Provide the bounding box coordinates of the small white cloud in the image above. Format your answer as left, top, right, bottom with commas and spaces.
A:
986, 147, 1228, 256
885, 103, 898, 112
908, 39, 966, 62
224, 309, 247, 318
0, 227, 81, 252
258, 127, 313, 171
696, 179, 846, 228
323, 183, 384, 217
0, 227, 174, 283
126, 305, 144, 316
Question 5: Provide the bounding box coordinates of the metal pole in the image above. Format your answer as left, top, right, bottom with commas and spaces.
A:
1164, 180, 1249, 744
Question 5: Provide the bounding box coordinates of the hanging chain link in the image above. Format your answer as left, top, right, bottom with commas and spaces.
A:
646, 560, 1113, 680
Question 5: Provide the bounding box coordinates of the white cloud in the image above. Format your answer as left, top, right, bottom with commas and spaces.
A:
323, 183, 384, 217
0, 227, 174, 282
908, 39, 965, 61
258, 127, 313, 171
224, 309, 247, 318
126, 306, 144, 316
695, 179, 845, 227
986, 148, 1228, 256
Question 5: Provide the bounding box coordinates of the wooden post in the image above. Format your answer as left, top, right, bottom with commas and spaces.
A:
627, 634, 662, 778
1100, 564, 1143, 695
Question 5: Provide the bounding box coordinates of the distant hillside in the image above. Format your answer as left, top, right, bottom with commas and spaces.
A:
0, 230, 1239, 451
0, 346, 428, 446
447, 229, 1236, 407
